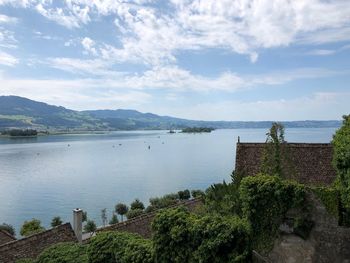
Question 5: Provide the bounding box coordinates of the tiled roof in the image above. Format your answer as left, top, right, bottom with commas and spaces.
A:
0, 230, 16, 246
235, 142, 336, 185
0, 223, 77, 263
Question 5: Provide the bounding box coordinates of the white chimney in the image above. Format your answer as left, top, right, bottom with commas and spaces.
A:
73, 208, 83, 243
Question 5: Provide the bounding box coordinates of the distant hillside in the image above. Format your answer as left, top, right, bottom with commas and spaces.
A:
0, 96, 104, 130
0, 96, 342, 131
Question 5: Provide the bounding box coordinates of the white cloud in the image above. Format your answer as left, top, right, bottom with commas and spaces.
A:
3, 0, 350, 64
0, 14, 18, 24
0, 50, 18, 66
46, 57, 341, 92
0, 28, 17, 48
81, 37, 97, 55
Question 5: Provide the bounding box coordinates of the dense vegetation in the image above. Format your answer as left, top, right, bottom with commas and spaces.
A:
332, 114, 350, 225
181, 127, 215, 133
1, 129, 38, 136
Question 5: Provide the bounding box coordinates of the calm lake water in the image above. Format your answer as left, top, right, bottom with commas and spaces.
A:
0, 128, 338, 235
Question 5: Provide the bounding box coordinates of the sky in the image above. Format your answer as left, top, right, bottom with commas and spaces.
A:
0, 0, 349, 121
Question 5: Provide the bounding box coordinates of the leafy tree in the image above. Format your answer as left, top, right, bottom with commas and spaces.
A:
332, 115, 350, 221
51, 216, 63, 227
239, 174, 305, 250
20, 219, 45, 237
191, 189, 205, 199
115, 203, 129, 221
261, 122, 295, 178
0, 223, 15, 236
82, 211, 87, 222
126, 209, 144, 219
130, 199, 145, 210
178, 189, 191, 200
84, 220, 97, 236
101, 208, 107, 227
109, 213, 119, 225
87, 231, 153, 263
146, 193, 179, 212
36, 242, 88, 263
152, 207, 250, 263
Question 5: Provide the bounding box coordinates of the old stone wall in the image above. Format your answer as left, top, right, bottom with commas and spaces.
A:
235, 143, 336, 185
0, 223, 77, 263
97, 198, 203, 238
0, 230, 15, 246
268, 193, 350, 263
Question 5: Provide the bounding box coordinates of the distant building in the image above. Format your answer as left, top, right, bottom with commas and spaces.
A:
235, 142, 336, 186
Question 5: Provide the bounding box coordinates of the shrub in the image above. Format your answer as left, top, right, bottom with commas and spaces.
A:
109, 213, 119, 225
87, 231, 153, 263
239, 175, 305, 251
332, 115, 350, 209
51, 216, 63, 227
36, 242, 87, 263
178, 189, 191, 200
191, 189, 205, 199
126, 209, 144, 219
0, 223, 15, 236
152, 207, 251, 263
312, 186, 339, 218
130, 199, 145, 210
84, 220, 97, 234
20, 219, 45, 237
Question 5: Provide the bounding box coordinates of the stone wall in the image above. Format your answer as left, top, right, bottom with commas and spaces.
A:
0, 223, 77, 263
97, 198, 203, 238
267, 193, 350, 263
0, 230, 15, 246
235, 143, 336, 186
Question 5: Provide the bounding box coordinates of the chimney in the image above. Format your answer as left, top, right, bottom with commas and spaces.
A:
73, 208, 83, 243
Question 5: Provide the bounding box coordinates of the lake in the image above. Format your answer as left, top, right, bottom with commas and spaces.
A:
0, 128, 338, 235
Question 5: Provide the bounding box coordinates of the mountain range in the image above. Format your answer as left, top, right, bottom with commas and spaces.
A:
0, 96, 342, 131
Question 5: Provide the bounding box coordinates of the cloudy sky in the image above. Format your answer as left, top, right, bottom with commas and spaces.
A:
0, 0, 349, 121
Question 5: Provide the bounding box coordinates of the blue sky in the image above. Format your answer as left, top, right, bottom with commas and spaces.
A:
0, 0, 349, 121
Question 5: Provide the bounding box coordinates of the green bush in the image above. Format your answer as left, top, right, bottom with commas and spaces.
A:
16, 259, 35, 263
152, 206, 251, 263
87, 231, 153, 263
332, 115, 350, 222
126, 208, 145, 219
20, 219, 45, 237
36, 242, 87, 263
312, 186, 339, 218
191, 215, 251, 263
239, 175, 305, 251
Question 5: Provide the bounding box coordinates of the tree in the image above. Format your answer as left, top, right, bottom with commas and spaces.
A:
84, 220, 97, 236
115, 203, 129, 221
109, 213, 119, 225
51, 216, 63, 227
101, 208, 108, 227
178, 189, 191, 200
191, 189, 205, 199
126, 209, 144, 219
0, 223, 15, 236
130, 199, 145, 210
261, 122, 291, 178
332, 115, 350, 211
20, 219, 45, 237
82, 211, 87, 222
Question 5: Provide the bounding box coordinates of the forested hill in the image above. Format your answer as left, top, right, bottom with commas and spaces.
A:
0, 96, 342, 130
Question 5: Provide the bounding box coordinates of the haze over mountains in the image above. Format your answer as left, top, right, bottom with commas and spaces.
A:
0, 96, 341, 131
